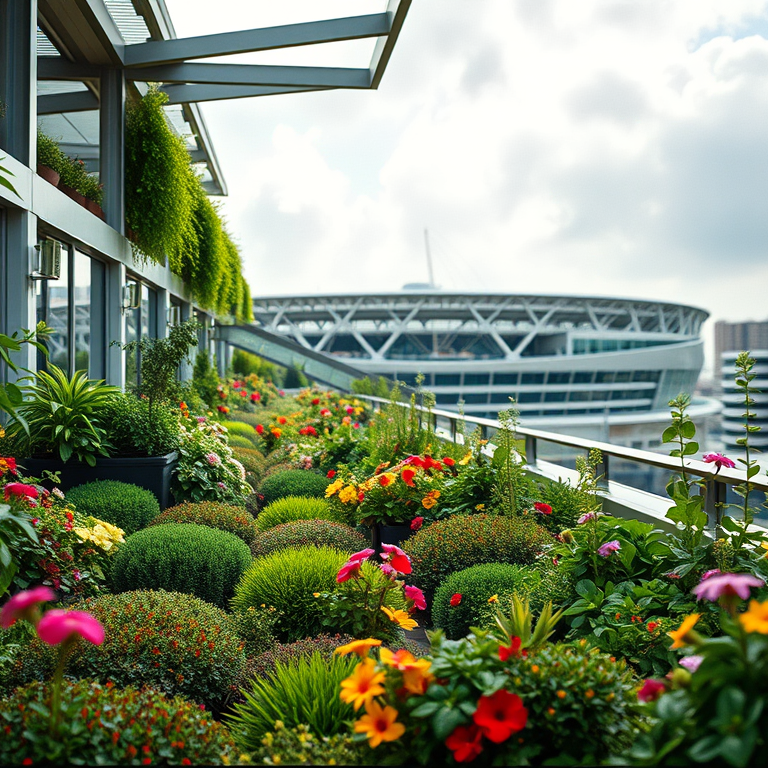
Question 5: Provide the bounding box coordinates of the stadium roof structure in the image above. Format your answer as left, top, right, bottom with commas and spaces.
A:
36, 0, 411, 195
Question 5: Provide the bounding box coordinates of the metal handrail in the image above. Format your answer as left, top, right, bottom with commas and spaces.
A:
354, 394, 768, 531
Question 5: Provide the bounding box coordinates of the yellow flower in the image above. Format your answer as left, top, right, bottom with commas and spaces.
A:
761, 542, 768, 558
740, 600, 768, 634
353, 699, 405, 748
339, 659, 386, 711
73, 527, 92, 542
458, 452, 473, 465
668, 613, 701, 649
92, 519, 125, 541
381, 606, 418, 631
313, 592, 321, 598
338, 485, 358, 504
421, 495, 437, 510
487, 594, 499, 604
325, 479, 344, 498
335, 638, 382, 658
475, 503, 486, 511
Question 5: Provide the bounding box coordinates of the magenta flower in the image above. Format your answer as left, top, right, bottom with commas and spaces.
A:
37, 609, 104, 646
598, 540, 621, 558
533, 502, 552, 515
380, 563, 397, 578
679, 655, 703, 673
381, 543, 412, 575
577, 512, 596, 525
702, 453, 736, 470
3, 482, 40, 502
405, 585, 427, 611
336, 560, 362, 583
348, 548, 375, 564
1, 586, 56, 628
692, 572, 764, 602
410, 516, 424, 531
638, 679, 666, 703
701, 569, 721, 581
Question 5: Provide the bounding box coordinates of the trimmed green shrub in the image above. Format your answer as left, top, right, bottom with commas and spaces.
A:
432, 562, 545, 639
229, 605, 281, 657
66, 480, 160, 535
223, 420, 260, 446
251, 519, 368, 558
228, 652, 358, 749
229, 433, 256, 450
8, 590, 246, 711
99, 393, 181, 458
247, 633, 355, 681
0, 679, 236, 766
249, 722, 367, 767
149, 501, 256, 545
257, 469, 329, 505
404, 513, 552, 593
110, 523, 252, 609
232, 546, 347, 641
233, 446, 267, 490
256, 496, 339, 532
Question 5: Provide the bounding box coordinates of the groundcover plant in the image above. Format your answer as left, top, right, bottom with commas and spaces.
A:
0, 354, 767, 765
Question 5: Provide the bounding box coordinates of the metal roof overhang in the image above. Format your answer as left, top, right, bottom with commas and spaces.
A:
36, 0, 411, 197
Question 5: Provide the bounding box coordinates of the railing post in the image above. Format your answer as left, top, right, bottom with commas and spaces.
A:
595, 453, 610, 489
478, 423, 487, 441
524, 435, 537, 467
450, 417, 457, 443
705, 478, 727, 535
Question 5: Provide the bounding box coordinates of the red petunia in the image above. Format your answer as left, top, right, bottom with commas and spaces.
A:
442, 457, 456, 467
255, 424, 265, 435
533, 502, 552, 515
312, 398, 320, 406
498, 636, 523, 662
401, 467, 417, 487
445, 723, 484, 763
647, 621, 659, 632
473, 689, 528, 743
277, 416, 287, 425
638, 679, 666, 702
3, 483, 39, 502
378, 474, 393, 487
381, 543, 412, 575
327, 470, 336, 479
450, 593, 462, 607
410, 516, 424, 531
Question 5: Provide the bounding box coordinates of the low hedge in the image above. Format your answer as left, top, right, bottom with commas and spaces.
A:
223, 420, 261, 446
255, 496, 339, 532
65, 480, 160, 535
149, 501, 256, 545
257, 469, 329, 506
404, 513, 553, 593
110, 523, 252, 609
0, 679, 237, 766
251, 519, 368, 558
7, 590, 246, 711
229, 434, 257, 450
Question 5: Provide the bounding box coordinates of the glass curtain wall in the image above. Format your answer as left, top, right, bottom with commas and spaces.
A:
124, 279, 158, 389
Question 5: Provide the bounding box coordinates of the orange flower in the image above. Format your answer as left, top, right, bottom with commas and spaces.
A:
353, 699, 405, 748
668, 614, 701, 649
380, 649, 435, 694
378, 473, 396, 487
381, 606, 418, 631
270, 427, 282, 438
740, 600, 768, 634
340, 659, 386, 711
336, 638, 383, 658
421, 490, 440, 510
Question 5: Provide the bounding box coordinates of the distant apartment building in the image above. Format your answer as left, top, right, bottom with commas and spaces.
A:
720, 350, 768, 451
715, 320, 768, 384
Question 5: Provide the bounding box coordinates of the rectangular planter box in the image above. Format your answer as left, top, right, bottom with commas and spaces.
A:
22, 452, 178, 510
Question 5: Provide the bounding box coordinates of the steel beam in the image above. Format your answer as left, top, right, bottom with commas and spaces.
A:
125, 62, 370, 89
37, 56, 101, 80
125, 13, 392, 67
161, 83, 327, 105
370, 0, 412, 89
38, 89, 99, 114
99, 67, 125, 233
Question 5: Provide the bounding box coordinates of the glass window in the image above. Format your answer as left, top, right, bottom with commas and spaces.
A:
463, 393, 488, 404
544, 391, 567, 402
493, 372, 519, 385
435, 373, 460, 386
547, 372, 572, 384
519, 391, 542, 403
573, 371, 594, 384
595, 371, 615, 384
47, 249, 70, 372
73, 251, 91, 374
464, 373, 489, 386
614, 371, 632, 383
521, 373, 544, 385
490, 392, 516, 404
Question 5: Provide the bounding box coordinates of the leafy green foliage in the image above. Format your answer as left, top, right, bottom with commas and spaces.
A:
229, 605, 281, 657
404, 513, 552, 593
192, 349, 221, 406
37, 131, 102, 204
0, 679, 237, 765
249, 722, 368, 767
98, 393, 181, 457
222, 420, 260, 447
257, 469, 330, 506
232, 546, 347, 641
251, 519, 368, 558
246, 633, 355, 681
66, 480, 160, 535
0, 155, 19, 196
228, 651, 358, 749
256, 496, 339, 532
150, 500, 256, 545
432, 562, 544, 639
110, 523, 252, 609
7, 366, 119, 465
0, 503, 38, 597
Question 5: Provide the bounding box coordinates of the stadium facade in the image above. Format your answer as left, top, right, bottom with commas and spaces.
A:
252, 291, 721, 447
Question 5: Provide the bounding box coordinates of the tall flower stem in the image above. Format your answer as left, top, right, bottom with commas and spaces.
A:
50, 640, 76, 734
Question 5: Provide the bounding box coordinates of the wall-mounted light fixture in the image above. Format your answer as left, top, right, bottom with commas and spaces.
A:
31, 237, 63, 280
122, 281, 141, 310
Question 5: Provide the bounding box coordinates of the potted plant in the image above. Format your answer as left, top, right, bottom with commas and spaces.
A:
36, 131, 65, 187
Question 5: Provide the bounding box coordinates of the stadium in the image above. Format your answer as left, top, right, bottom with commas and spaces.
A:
251, 290, 720, 447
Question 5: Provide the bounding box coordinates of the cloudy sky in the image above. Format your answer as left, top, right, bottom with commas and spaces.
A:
165, 0, 768, 372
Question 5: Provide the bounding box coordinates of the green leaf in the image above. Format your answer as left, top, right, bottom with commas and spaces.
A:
662, 426, 678, 443
432, 706, 467, 741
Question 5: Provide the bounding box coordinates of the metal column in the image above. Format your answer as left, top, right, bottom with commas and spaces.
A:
99, 67, 126, 233
105, 261, 126, 387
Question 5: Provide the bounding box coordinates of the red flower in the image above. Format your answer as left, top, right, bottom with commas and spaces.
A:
498, 636, 523, 661
255, 424, 265, 435
327, 470, 336, 479
378, 474, 393, 487
277, 416, 287, 425
450, 593, 463, 607
4, 483, 39, 501
533, 502, 552, 515
381, 543, 412, 575
358, 491, 365, 502
232, 381, 241, 389
336, 559, 362, 582
638, 679, 666, 702
404, 455, 426, 468
647, 621, 659, 632
401, 467, 417, 487
216, 405, 229, 414
442, 456, 456, 467
473, 690, 528, 743
446, 723, 483, 763
312, 398, 320, 405
250, 392, 260, 401
410, 516, 424, 531
0, 456, 17, 474
320, 408, 332, 417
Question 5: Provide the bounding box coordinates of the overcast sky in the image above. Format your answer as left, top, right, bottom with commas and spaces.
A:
164, 0, 768, 372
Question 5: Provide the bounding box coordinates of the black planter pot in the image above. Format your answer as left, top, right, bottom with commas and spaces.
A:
22, 452, 178, 510
371, 521, 414, 554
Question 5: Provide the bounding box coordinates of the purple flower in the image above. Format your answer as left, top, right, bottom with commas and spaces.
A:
598, 540, 621, 558
679, 655, 703, 673
692, 573, 764, 602
701, 569, 721, 581
702, 453, 736, 470
577, 512, 596, 525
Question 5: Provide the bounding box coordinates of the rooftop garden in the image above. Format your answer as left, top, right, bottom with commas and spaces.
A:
1, 330, 767, 766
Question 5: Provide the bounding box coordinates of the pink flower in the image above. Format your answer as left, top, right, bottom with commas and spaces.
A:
702, 453, 736, 470
701, 569, 721, 581
4, 482, 39, 502
36, 609, 104, 646
206, 452, 221, 466
381, 543, 412, 575
1, 587, 56, 628
410, 516, 424, 531
638, 679, 666, 703
72, 570, 82, 582
533, 502, 552, 515
336, 560, 362, 583
278, 390, 285, 396
692, 573, 764, 602
217, 482, 226, 489
353, 422, 360, 429
196, 416, 206, 424
348, 548, 375, 564
345, 405, 354, 415
380, 563, 397, 578
577, 512, 596, 524
405, 585, 427, 611
679, 655, 703, 673
598, 540, 621, 558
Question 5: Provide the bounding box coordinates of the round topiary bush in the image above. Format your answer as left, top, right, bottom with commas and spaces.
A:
432, 562, 544, 639
0, 679, 236, 766
232, 546, 348, 642
246, 633, 355, 680
233, 446, 267, 488
251, 519, 368, 558
257, 469, 329, 506
110, 523, 252, 609
404, 513, 552, 593
149, 501, 256, 545
256, 496, 339, 532
229, 433, 257, 450
8, 590, 246, 711
66, 480, 160, 535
